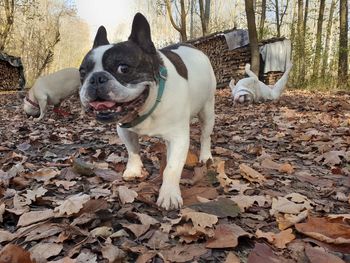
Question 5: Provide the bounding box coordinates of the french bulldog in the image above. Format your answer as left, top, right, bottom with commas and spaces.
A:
230, 62, 293, 103
23, 68, 81, 121
79, 13, 216, 210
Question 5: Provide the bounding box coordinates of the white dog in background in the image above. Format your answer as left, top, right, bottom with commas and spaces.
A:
23, 68, 81, 121
230, 62, 293, 104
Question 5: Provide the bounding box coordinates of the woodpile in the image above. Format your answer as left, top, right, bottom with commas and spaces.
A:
0, 52, 26, 91
188, 29, 285, 87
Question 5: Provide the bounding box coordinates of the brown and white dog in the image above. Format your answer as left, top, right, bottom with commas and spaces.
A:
23, 68, 81, 121
79, 13, 216, 210
230, 62, 293, 104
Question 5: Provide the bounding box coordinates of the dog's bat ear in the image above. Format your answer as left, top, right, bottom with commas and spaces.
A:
129, 13, 156, 54
93, 26, 109, 48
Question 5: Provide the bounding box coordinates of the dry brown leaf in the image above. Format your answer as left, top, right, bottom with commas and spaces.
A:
90, 226, 113, 237
135, 252, 157, 263
255, 229, 274, 243
146, 230, 170, 249
17, 209, 54, 227
122, 223, 150, 238
54, 193, 90, 216
182, 186, 218, 206
134, 212, 159, 226
0, 230, 16, 242
279, 163, 294, 174
117, 186, 138, 204
176, 223, 214, 243
239, 164, 266, 184
231, 194, 270, 212
55, 180, 77, 190
181, 208, 218, 230
270, 193, 312, 216
225, 252, 240, 263
160, 243, 208, 262
29, 243, 63, 262
27, 167, 59, 182
23, 187, 47, 205
185, 150, 199, 167
273, 228, 296, 248
206, 224, 252, 248
247, 243, 281, 263
0, 244, 35, 263
261, 159, 294, 174
75, 250, 97, 263
305, 245, 345, 263
295, 216, 350, 244
216, 160, 250, 193
276, 210, 309, 230
101, 244, 126, 262
49, 257, 75, 263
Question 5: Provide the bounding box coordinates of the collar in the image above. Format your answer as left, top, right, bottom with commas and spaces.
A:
25, 95, 40, 108
119, 66, 167, 128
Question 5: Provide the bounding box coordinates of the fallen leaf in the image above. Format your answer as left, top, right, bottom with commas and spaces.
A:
160, 243, 208, 262
206, 223, 252, 248
101, 243, 126, 262
134, 212, 159, 226
273, 228, 296, 248
270, 193, 312, 216
239, 164, 266, 184
54, 193, 90, 216
189, 198, 240, 218
23, 187, 48, 204
185, 150, 199, 167
90, 226, 113, 237
55, 180, 77, 190
279, 163, 294, 174
146, 230, 170, 249
0, 244, 35, 263
247, 243, 281, 263
75, 250, 97, 263
182, 186, 218, 206
117, 186, 138, 204
29, 243, 63, 262
27, 168, 59, 182
276, 210, 309, 230
0, 230, 16, 242
0, 203, 5, 222
225, 252, 240, 263
295, 216, 350, 244
255, 229, 274, 243
122, 223, 150, 238
231, 194, 270, 212
17, 209, 54, 227
181, 208, 218, 230
305, 245, 345, 263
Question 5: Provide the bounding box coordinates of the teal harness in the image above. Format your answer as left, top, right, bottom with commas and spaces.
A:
119, 66, 167, 128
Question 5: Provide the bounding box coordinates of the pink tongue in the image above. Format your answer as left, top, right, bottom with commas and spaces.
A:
89, 101, 116, 110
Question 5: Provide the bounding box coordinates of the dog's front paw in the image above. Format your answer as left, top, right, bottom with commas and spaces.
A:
157, 184, 183, 210
122, 166, 147, 181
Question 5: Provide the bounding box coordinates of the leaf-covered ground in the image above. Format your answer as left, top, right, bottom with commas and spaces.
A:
0, 89, 349, 263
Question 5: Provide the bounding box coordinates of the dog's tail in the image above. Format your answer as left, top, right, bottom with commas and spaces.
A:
244, 64, 259, 81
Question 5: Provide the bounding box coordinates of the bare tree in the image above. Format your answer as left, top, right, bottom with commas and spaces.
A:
338, 0, 348, 88
272, 0, 289, 37
321, 0, 337, 78
0, 0, 15, 50
245, 0, 260, 75
165, 0, 187, 41
199, 0, 210, 36
312, 0, 325, 79
258, 0, 266, 40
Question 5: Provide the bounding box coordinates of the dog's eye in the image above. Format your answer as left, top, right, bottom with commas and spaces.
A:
117, 64, 129, 74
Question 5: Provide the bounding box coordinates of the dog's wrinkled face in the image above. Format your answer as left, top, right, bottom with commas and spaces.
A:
79, 13, 162, 124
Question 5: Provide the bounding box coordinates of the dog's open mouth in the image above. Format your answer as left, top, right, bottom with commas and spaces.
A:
88, 87, 149, 124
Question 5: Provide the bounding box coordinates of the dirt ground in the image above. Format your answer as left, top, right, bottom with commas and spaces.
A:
0, 89, 349, 263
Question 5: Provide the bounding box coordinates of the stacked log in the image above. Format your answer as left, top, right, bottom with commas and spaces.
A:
188, 30, 284, 87
0, 52, 25, 91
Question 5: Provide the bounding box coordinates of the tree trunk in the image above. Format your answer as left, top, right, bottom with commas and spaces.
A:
297, 0, 306, 85
190, 0, 194, 38
259, 0, 266, 40
303, 0, 309, 37
165, 0, 187, 41
0, 0, 15, 50
199, 0, 211, 36
312, 0, 326, 79
321, 0, 336, 78
275, 0, 280, 37
338, 0, 348, 88
245, 0, 260, 75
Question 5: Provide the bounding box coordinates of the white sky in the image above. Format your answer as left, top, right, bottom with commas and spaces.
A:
74, 0, 136, 40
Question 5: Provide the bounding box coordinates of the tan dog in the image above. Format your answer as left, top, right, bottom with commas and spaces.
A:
23, 68, 81, 121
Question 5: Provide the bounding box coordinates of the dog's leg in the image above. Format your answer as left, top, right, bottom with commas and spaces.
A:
157, 128, 189, 210
117, 126, 143, 180
271, 63, 293, 100
198, 98, 214, 162
34, 97, 47, 122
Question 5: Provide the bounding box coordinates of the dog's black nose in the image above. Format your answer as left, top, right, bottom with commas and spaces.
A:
89, 72, 109, 85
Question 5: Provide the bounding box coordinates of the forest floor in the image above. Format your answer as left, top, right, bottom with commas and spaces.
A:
0, 88, 349, 263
